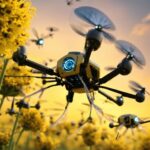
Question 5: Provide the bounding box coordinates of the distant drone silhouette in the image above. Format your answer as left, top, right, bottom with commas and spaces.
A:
66, 0, 81, 6
30, 27, 58, 48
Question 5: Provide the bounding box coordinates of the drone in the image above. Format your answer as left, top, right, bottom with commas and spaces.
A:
47, 26, 59, 33
12, 6, 148, 124
30, 27, 57, 48
6, 97, 42, 116
109, 114, 150, 139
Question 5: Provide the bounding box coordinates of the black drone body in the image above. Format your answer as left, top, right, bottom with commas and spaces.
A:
12, 6, 148, 124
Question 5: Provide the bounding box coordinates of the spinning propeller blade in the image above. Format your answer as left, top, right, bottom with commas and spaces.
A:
32, 28, 40, 39
105, 66, 116, 71
74, 6, 115, 30
70, 23, 87, 36
116, 40, 146, 68
72, 6, 116, 42
129, 85, 139, 93
130, 81, 144, 89
102, 30, 116, 42
129, 81, 150, 95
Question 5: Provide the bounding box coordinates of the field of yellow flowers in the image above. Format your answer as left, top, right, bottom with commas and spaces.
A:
0, 0, 150, 150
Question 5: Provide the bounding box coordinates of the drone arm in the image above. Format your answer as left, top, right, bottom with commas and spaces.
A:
13, 50, 58, 76
25, 59, 57, 76
140, 120, 150, 124
82, 47, 92, 69
98, 89, 117, 104
97, 68, 120, 84
97, 56, 133, 85
81, 37, 101, 75
99, 86, 136, 99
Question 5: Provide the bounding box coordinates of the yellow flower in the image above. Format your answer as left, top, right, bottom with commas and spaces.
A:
138, 135, 150, 150
34, 133, 54, 150
19, 108, 46, 132
0, 131, 10, 146
60, 121, 76, 134
0, 60, 33, 96
82, 123, 100, 146
94, 137, 131, 150
0, 0, 35, 58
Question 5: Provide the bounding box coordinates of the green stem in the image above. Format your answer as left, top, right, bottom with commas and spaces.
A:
0, 95, 5, 111
23, 133, 32, 150
8, 111, 20, 150
0, 59, 9, 91
13, 128, 24, 150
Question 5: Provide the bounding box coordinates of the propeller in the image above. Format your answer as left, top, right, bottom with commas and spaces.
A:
32, 28, 40, 39
115, 40, 146, 68
105, 66, 116, 71
129, 81, 150, 95
71, 6, 116, 42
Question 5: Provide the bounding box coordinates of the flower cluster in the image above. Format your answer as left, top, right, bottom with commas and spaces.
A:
34, 133, 55, 150
137, 135, 150, 150
81, 123, 100, 146
0, 61, 33, 97
0, 0, 35, 58
0, 131, 10, 146
19, 108, 46, 132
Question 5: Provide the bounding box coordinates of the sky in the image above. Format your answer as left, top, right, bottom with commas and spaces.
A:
27, 0, 150, 123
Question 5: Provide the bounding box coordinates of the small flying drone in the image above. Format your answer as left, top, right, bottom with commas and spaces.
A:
30, 27, 57, 48
109, 114, 150, 139
12, 6, 148, 124
47, 26, 59, 33
66, 0, 81, 6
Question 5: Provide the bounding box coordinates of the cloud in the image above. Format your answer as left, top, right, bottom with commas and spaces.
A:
142, 13, 150, 24
131, 13, 150, 36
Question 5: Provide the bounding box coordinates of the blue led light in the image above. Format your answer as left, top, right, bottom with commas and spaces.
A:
37, 39, 44, 45
62, 58, 76, 72
134, 117, 139, 124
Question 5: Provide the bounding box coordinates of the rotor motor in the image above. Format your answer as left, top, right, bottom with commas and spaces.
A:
117, 58, 132, 75
85, 29, 102, 51
135, 91, 145, 102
